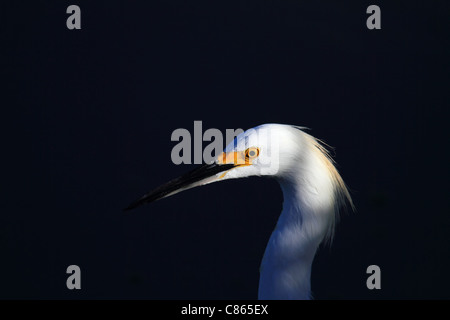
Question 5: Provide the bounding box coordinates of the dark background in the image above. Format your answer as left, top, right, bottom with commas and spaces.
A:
1, 1, 449, 299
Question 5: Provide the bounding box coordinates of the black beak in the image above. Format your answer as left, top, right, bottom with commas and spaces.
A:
124, 163, 236, 211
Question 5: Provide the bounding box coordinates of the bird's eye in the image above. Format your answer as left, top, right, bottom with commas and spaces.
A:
245, 147, 260, 160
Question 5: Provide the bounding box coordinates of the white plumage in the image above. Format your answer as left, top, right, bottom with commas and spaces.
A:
126, 124, 353, 299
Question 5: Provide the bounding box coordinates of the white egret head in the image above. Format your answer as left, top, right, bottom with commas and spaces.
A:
125, 124, 352, 218
125, 123, 354, 300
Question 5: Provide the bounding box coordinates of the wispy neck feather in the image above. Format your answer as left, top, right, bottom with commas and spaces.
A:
294, 130, 354, 242
258, 127, 353, 300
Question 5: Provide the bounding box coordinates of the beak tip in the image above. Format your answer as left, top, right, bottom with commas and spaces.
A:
123, 201, 142, 212
124, 162, 235, 214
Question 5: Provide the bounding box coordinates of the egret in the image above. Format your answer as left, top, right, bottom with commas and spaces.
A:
125, 124, 353, 300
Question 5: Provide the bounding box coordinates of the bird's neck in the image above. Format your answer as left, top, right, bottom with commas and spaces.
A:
258, 174, 335, 300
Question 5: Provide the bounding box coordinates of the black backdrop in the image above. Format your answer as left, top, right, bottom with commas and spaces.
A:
2, 1, 449, 299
